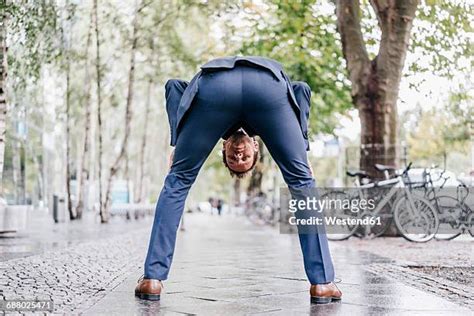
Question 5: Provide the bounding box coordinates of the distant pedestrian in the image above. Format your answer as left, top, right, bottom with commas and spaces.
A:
217, 199, 223, 216
208, 197, 217, 215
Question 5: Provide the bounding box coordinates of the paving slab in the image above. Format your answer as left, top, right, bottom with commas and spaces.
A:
83, 213, 471, 315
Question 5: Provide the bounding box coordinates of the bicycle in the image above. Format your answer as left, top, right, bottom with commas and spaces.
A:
344, 169, 393, 238
434, 182, 474, 240
323, 163, 439, 242
244, 193, 279, 226
414, 167, 474, 240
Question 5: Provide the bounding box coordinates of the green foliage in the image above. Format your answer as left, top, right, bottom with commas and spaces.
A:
442, 81, 473, 143
3, 0, 472, 201
406, 106, 471, 174
238, 0, 352, 135
410, 0, 473, 78
406, 85, 472, 165
238, 0, 472, 138
357, 0, 472, 79
7, 1, 61, 83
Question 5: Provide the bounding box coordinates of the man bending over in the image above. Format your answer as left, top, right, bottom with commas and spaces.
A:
135, 56, 341, 304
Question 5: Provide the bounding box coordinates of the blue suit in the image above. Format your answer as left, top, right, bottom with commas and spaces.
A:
167, 56, 312, 151
144, 56, 335, 285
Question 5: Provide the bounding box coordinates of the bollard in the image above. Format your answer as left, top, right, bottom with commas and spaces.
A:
53, 195, 66, 223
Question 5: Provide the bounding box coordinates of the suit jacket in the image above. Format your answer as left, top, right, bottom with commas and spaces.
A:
164, 56, 312, 150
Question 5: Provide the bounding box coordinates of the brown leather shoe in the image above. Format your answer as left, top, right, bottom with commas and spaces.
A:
310, 282, 342, 304
135, 277, 163, 301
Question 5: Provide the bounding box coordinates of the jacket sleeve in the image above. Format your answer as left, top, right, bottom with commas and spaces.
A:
164, 79, 189, 146
291, 81, 312, 151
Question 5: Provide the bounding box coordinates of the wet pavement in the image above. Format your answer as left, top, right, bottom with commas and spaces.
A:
0, 211, 148, 314
0, 211, 472, 315
0, 209, 146, 261
342, 236, 473, 309
83, 213, 471, 315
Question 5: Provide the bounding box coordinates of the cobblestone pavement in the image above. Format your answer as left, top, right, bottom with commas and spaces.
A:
0, 211, 148, 314
1, 212, 472, 315
1, 229, 147, 314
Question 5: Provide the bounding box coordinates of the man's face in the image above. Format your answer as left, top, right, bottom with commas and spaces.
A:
223, 130, 259, 174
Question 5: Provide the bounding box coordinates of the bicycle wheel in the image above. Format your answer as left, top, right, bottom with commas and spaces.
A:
393, 194, 439, 242
434, 195, 462, 240
320, 191, 359, 241
353, 201, 393, 239
369, 202, 393, 238
467, 212, 474, 237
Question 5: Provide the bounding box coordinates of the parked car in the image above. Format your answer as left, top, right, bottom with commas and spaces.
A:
403, 168, 460, 187
458, 172, 474, 186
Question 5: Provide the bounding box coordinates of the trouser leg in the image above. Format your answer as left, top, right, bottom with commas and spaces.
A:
242, 67, 335, 284
144, 76, 238, 280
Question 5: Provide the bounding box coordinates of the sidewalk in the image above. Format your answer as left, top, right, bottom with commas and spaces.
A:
0, 211, 148, 314
0, 210, 146, 261
83, 213, 471, 315
1, 211, 471, 315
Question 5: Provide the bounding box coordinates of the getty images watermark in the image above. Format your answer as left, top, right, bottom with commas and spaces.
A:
287, 195, 380, 226
278, 187, 468, 235
279, 187, 382, 235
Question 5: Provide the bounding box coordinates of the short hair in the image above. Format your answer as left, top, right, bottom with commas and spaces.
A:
222, 148, 259, 178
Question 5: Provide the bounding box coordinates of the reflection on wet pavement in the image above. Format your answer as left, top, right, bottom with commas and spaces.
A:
83, 213, 471, 315
0, 211, 145, 261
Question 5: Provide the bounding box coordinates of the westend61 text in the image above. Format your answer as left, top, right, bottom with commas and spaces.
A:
288, 216, 382, 226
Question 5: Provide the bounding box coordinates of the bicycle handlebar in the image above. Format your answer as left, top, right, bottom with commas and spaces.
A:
457, 182, 469, 203
424, 167, 448, 184
402, 162, 413, 175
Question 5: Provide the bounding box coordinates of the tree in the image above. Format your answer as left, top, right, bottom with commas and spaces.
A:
2, 0, 243, 216
136, 76, 152, 203
60, 0, 76, 220
335, 0, 419, 176
75, 8, 94, 219
93, 0, 105, 221
101, 0, 146, 222
134, 5, 177, 203
239, 1, 352, 134
406, 81, 473, 172
236, 1, 352, 194
406, 104, 471, 172
1, 1, 59, 198
0, 0, 7, 188
239, 0, 471, 179
247, 138, 265, 196
335, 0, 472, 176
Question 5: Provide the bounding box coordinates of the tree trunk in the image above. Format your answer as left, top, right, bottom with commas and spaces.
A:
336, 0, 418, 178
65, 53, 75, 219
102, 0, 143, 221
75, 8, 94, 219
125, 150, 130, 203
30, 145, 44, 204
93, 0, 106, 222
247, 138, 265, 197
136, 78, 152, 203
233, 178, 241, 207
62, 1, 75, 220
0, 1, 7, 189
12, 142, 24, 203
